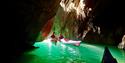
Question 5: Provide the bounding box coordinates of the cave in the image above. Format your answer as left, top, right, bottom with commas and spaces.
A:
7, 0, 125, 63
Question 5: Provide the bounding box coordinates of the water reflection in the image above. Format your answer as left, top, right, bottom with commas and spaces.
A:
33, 40, 125, 63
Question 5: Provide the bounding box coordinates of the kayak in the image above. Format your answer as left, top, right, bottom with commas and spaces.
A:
60, 38, 81, 46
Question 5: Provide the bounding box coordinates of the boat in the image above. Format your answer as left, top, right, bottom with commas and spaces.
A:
60, 38, 81, 46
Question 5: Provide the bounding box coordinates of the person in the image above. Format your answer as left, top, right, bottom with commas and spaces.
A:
51, 32, 56, 38
59, 33, 81, 46
58, 33, 64, 41
50, 32, 58, 45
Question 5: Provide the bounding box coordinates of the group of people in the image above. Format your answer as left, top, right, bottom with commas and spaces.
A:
50, 32, 64, 42
50, 32, 81, 46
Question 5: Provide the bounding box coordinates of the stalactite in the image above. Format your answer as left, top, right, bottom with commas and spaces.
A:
118, 35, 125, 49
59, 0, 101, 40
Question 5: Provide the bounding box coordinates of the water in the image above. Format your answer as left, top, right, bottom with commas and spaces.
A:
18, 40, 125, 63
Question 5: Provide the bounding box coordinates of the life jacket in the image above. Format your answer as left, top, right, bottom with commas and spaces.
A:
51, 34, 55, 38
59, 34, 64, 39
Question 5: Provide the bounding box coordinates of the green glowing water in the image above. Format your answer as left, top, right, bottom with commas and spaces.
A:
17, 41, 125, 63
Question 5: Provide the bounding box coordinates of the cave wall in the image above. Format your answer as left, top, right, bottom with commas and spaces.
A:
91, 0, 125, 45
8, 0, 61, 60
51, 6, 78, 40
52, 0, 125, 45
7, 0, 125, 60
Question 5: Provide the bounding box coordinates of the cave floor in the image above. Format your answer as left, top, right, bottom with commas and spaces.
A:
15, 41, 125, 63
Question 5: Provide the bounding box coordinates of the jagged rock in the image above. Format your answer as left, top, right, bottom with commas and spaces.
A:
8, 0, 61, 60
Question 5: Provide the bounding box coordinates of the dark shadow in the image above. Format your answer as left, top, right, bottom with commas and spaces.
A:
101, 46, 118, 63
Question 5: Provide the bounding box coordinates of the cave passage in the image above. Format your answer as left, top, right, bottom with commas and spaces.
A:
32, 0, 125, 63
10, 0, 125, 63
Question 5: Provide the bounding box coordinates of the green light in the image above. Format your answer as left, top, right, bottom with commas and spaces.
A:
16, 41, 125, 63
